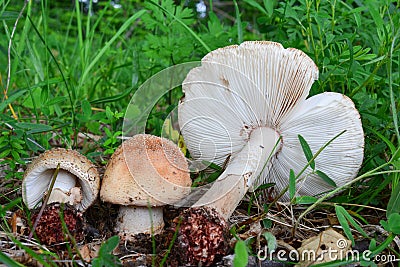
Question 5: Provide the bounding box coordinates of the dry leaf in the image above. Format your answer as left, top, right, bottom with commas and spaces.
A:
79, 244, 92, 262
296, 228, 352, 267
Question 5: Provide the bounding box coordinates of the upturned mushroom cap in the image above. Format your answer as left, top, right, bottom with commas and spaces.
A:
100, 134, 191, 206
22, 148, 100, 211
179, 41, 364, 200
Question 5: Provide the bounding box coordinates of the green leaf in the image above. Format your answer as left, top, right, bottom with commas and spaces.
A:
0, 149, 11, 158
387, 213, 400, 234
294, 196, 318, 205
387, 179, 400, 217
91, 86, 134, 104
47, 96, 67, 106
92, 236, 122, 267
40, 87, 49, 104
369, 238, 377, 251
1, 198, 22, 217
365, 0, 384, 30
366, 127, 397, 156
262, 219, 272, 229
16, 123, 53, 134
335, 205, 369, 244
201, 160, 222, 171
11, 140, 24, 150
289, 169, 296, 200
11, 150, 21, 160
262, 232, 277, 252
335, 205, 354, 245
100, 235, 119, 254
0, 90, 27, 113
255, 183, 275, 191
298, 135, 315, 170
147, 1, 210, 52
233, 0, 243, 44
233, 240, 248, 267
243, 0, 269, 16
103, 127, 112, 138
81, 99, 92, 118
0, 11, 20, 20
263, 0, 274, 17
105, 106, 114, 120
340, 210, 368, 238
316, 170, 337, 187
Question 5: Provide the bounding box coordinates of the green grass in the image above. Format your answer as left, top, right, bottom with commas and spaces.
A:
0, 0, 399, 266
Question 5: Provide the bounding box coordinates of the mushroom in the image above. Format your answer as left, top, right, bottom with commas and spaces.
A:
22, 148, 100, 212
173, 41, 364, 265
100, 134, 191, 240
22, 148, 99, 246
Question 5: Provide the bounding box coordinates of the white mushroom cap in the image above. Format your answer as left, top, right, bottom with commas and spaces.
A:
179, 41, 364, 202
22, 148, 100, 211
272, 92, 364, 198
179, 41, 318, 168
100, 134, 191, 206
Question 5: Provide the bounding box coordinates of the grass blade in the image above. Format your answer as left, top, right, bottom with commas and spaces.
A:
0, 89, 27, 113
233, 0, 243, 44
79, 10, 146, 85
243, 0, 268, 16
0, 251, 25, 267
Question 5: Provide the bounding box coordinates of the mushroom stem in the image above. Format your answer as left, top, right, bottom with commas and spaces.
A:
47, 169, 77, 204
193, 127, 280, 220
51, 169, 77, 191
115, 206, 165, 239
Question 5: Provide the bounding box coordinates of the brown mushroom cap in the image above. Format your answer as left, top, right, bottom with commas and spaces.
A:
100, 134, 191, 206
22, 148, 100, 211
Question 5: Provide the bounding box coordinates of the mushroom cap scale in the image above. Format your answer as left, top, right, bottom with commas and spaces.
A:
100, 134, 191, 206
22, 148, 100, 211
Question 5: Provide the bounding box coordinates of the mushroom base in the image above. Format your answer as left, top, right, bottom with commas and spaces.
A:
169, 207, 229, 266
31, 203, 84, 246
115, 206, 164, 240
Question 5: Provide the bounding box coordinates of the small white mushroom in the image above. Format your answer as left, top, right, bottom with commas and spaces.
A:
22, 148, 100, 212
100, 134, 191, 240
178, 41, 364, 220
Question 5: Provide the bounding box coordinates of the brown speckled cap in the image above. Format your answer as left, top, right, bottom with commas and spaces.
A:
100, 134, 191, 206
22, 148, 100, 211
